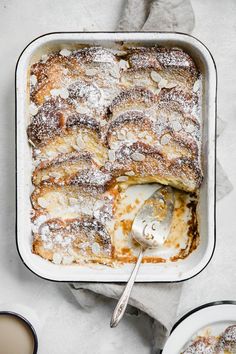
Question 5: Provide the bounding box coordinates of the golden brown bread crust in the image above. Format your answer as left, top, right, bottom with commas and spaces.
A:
103, 141, 202, 192
121, 47, 199, 93
32, 151, 98, 185
30, 48, 121, 120
32, 217, 113, 265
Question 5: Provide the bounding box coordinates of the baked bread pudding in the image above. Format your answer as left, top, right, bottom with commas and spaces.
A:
28, 45, 202, 265
181, 325, 236, 353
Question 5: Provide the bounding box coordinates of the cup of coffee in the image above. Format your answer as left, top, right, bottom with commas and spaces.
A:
0, 306, 39, 354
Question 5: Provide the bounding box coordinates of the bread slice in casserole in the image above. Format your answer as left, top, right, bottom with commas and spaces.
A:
28, 105, 107, 165
33, 218, 113, 265
30, 47, 121, 121
32, 151, 98, 186
120, 47, 199, 93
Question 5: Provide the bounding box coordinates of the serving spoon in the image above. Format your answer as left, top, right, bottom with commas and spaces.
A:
110, 185, 175, 328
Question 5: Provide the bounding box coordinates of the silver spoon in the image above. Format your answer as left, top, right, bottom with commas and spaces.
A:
110, 185, 175, 328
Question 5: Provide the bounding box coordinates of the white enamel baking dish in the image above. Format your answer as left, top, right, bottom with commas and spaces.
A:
15, 32, 216, 282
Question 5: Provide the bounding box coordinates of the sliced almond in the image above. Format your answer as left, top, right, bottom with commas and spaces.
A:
60, 49, 71, 57
158, 78, 168, 88
116, 176, 129, 182
119, 59, 130, 70
30, 75, 37, 86
125, 171, 135, 176
172, 121, 182, 132
165, 82, 177, 89
150, 71, 162, 83
29, 103, 38, 116
91, 242, 100, 255
193, 80, 200, 93
130, 152, 145, 162
59, 88, 69, 99
160, 134, 171, 145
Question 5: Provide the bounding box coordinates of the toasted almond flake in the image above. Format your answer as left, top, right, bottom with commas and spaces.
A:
49, 171, 62, 179
158, 78, 168, 88
41, 175, 49, 181
50, 88, 60, 97
59, 88, 69, 99
165, 82, 177, 89
91, 242, 100, 255
52, 253, 63, 265
62, 255, 74, 265
125, 171, 135, 176
108, 149, 116, 162
60, 49, 71, 57
29, 103, 39, 116
150, 71, 162, 83
193, 80, 200, 92
161, 134, 171, 145
115, 50, 128, 56
38, 197, 49, 208
34, 149, 41, 156
130, 152, 145, 161
116, 176, 128, 182
30, 75, 37, 86
28, 139, 36, 148
153, 88, 161, 95
85, 68, 97, 76
119, 59, 129, 70
41, 54, 48, 63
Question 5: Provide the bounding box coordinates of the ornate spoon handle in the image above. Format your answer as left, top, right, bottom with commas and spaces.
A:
110, 248, 144, 328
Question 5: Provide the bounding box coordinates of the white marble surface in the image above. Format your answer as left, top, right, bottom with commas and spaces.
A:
0, 0, 236, 353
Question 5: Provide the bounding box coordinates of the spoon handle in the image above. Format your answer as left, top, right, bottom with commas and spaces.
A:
110, 248, 144, 328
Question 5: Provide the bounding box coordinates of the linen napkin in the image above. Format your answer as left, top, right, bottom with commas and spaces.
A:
69, 1, 233, 352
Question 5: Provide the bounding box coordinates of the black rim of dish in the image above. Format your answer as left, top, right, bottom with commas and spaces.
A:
0, 311, 38, 353
171, 300, 236, 334
15, 31, 217, 283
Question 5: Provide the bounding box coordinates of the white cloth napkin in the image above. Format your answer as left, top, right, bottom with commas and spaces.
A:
69, 1, 233, 352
